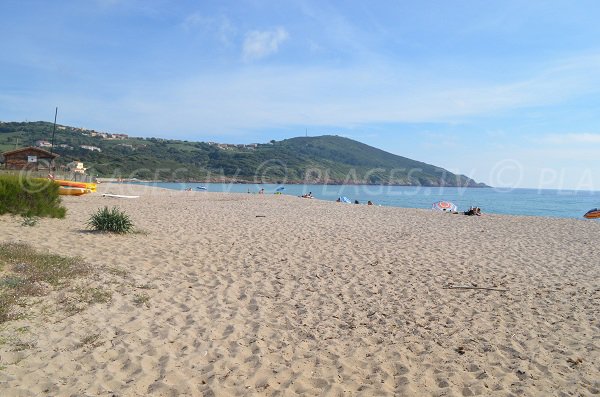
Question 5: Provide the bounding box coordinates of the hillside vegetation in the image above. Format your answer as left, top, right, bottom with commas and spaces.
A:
0, 121, 486, 187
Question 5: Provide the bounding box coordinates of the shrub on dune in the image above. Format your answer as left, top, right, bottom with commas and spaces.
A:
87, 206, 134, 234
0, 175, 66, 218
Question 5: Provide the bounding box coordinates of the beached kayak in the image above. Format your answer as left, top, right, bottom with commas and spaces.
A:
58, 186, 88, 196
54, 179, 97, 192
584, 208, 600, 219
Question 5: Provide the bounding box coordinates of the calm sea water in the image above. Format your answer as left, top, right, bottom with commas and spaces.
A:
130, 182, 599, 220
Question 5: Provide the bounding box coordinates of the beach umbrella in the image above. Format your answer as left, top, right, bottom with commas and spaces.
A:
584, 208, 600, 219
432, 201, 457, 212
338, 196, 352, 203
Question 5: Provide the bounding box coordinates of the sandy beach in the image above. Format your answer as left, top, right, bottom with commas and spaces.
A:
1, 183, 599, 396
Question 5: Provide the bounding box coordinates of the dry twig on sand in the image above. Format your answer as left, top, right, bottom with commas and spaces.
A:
443, 285, 508, 292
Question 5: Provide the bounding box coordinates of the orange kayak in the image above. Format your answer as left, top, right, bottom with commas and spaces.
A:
54, 179, 97, 192
584, 208, 600, 219
54, 179, 86, 188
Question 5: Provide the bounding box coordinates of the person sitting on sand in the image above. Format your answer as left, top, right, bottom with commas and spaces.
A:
301, 192, 314, 198
367, 200, 373, 205
354, 200, 359, 204
464, 206, 481, 216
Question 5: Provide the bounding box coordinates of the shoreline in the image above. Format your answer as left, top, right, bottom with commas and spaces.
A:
103, 178, 491, 188
124, 181, 599, 221
1, 183, 598, 395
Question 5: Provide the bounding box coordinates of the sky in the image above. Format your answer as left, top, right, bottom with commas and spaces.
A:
1, 0, 600, 190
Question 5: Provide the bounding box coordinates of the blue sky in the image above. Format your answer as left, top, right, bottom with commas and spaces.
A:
1, 0, 600, 189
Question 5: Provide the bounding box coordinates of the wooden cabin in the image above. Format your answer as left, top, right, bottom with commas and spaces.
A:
2, 147, 59, 171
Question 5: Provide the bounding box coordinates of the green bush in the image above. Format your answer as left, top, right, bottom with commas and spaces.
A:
88, 206, 134, 234
0, 175, 66, 218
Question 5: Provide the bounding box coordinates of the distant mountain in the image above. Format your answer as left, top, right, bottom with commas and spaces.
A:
0, 121, 487, 187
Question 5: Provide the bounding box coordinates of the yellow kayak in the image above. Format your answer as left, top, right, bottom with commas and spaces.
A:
54, 179, 97, 192
58, 186, 88, 196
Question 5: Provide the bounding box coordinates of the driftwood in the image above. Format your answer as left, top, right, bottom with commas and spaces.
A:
443, 285, 508, 292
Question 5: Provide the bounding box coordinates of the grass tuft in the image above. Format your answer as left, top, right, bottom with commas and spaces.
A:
133, 293, 150, 307
12, 340, 36, 352
21, 215, 40, 227
106, 267, 128, 277
0, 294, 16, 323
74, 287, 112, 304
78, 333, 102, 349
87, 206, 134, 234
135, 283, 154, 290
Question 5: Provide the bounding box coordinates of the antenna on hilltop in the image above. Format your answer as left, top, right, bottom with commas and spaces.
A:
50, 107, 58, 155
305, 128, 308, 137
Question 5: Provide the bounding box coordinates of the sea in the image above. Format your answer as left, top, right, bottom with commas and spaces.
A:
130, 182, 600, 220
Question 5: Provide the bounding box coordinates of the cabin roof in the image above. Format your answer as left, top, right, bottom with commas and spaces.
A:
2, 146, 59, 158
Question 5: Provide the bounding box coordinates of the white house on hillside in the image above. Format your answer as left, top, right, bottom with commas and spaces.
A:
35, 140, 52, 148
80, 145, 102, 152
67, 161, 87, 174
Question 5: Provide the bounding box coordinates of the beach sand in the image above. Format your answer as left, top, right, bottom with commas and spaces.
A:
1, 183, 599, 396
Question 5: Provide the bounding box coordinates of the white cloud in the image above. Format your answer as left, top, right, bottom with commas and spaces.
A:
5, 51, 600, 140
242, 27, 289, 61
182, 13, 236, 45
540, 133, 600, 145
182, 12, 204, 30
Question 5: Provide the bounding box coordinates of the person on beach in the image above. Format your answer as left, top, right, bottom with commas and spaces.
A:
464, 207, 481, 216
354, 200, 359, 204
367, 200, 373, 205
